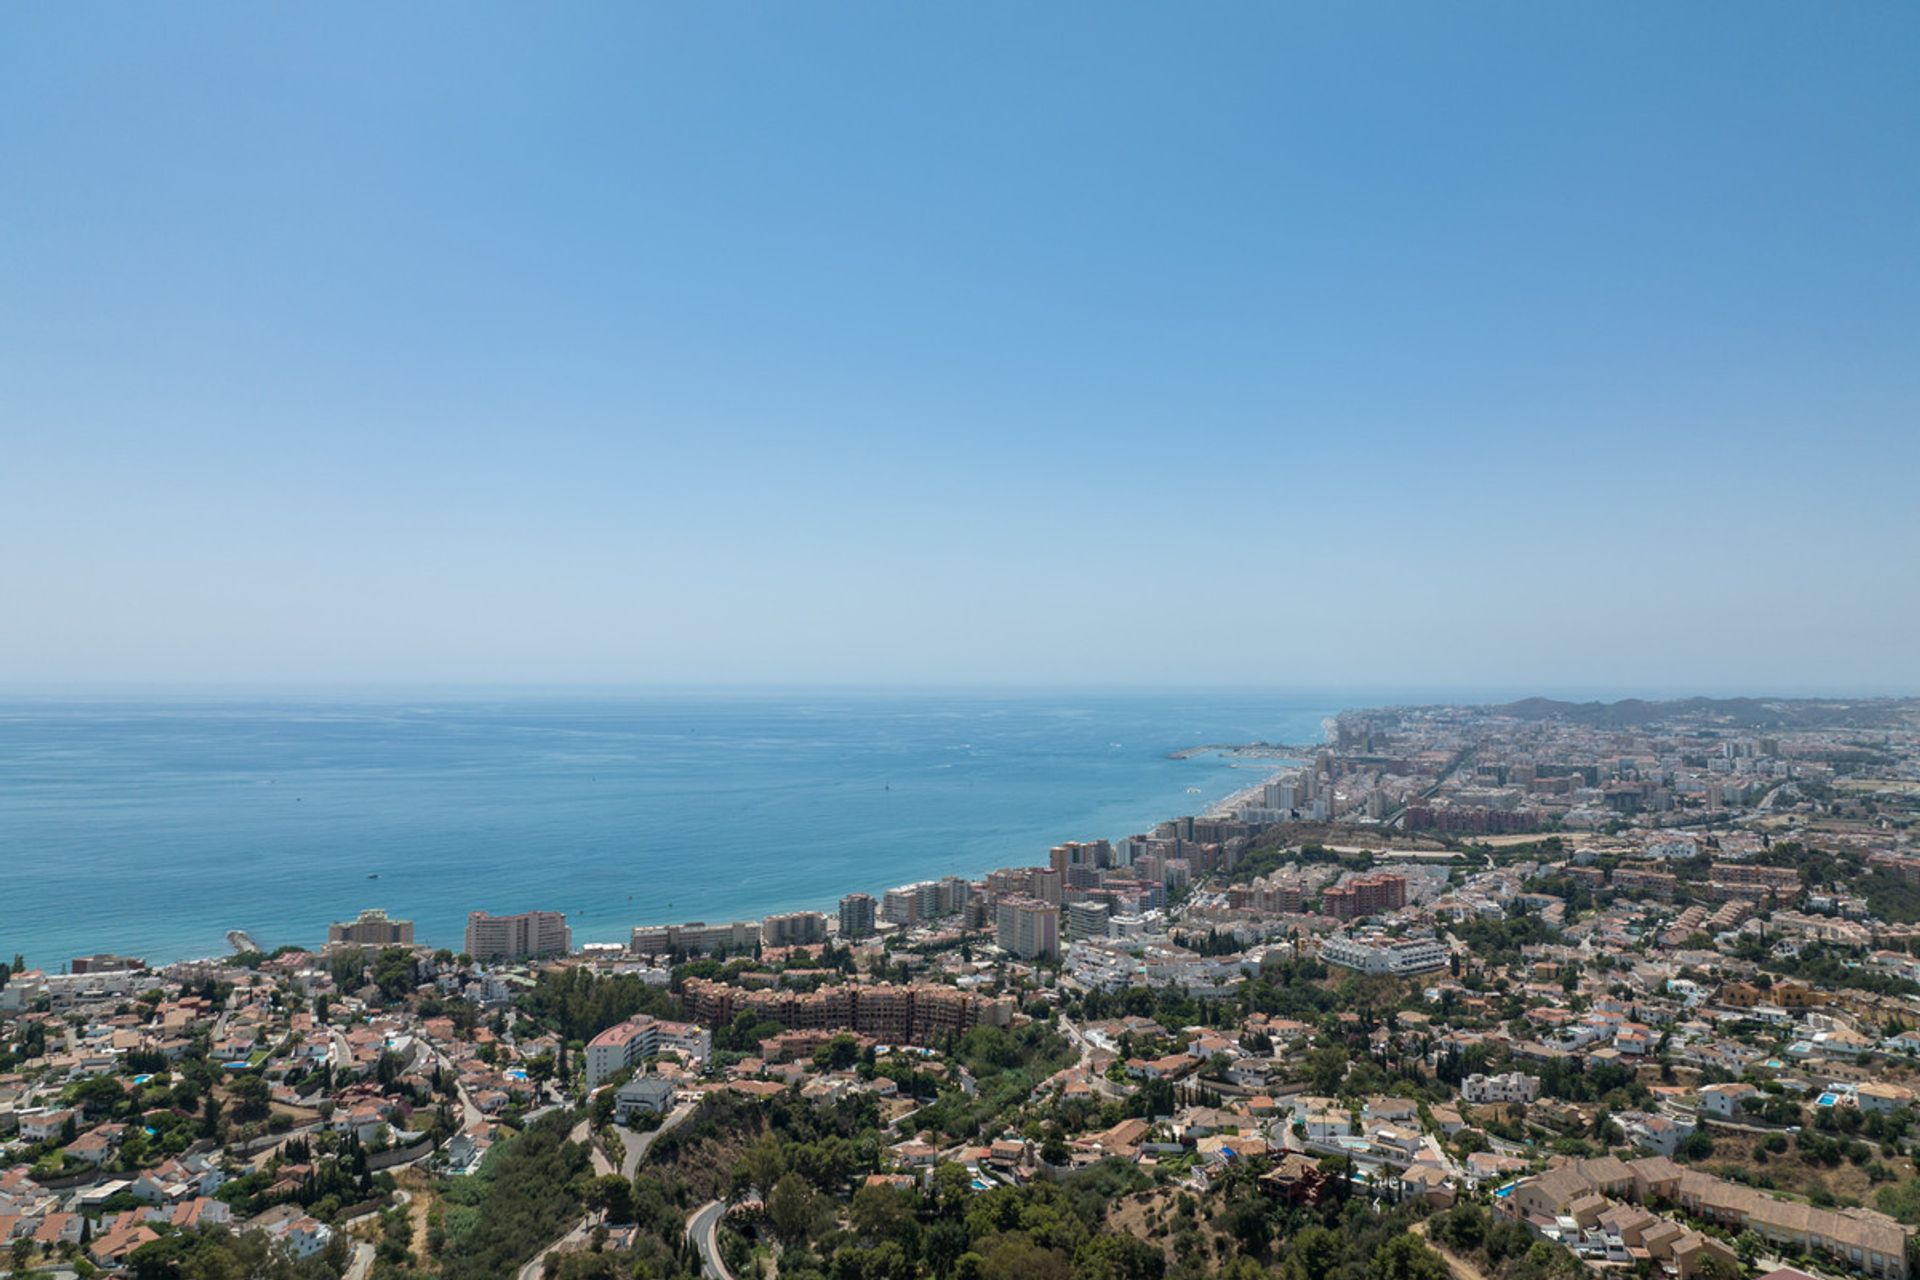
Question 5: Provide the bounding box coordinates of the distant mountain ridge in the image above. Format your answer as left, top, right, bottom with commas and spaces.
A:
1482, 695, 1920, 730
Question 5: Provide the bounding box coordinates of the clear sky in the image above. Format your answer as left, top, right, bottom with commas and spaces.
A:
3, 4, 1915, 692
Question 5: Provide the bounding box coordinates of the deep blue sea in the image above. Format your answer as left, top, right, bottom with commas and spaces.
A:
0, 689, 1350, 967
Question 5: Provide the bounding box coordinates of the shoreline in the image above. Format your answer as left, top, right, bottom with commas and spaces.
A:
1199, 765, 1292, 820
38, 735, 1324, 969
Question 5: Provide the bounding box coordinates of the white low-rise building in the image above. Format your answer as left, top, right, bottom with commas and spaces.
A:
1319, 931, 1448, 976
1462, 1072, 1540, 1104
1066, 942, 1144, 993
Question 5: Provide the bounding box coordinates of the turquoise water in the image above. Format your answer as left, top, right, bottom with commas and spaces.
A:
0, 689, 1344, 965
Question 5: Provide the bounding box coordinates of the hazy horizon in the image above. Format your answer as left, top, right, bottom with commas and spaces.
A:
0, 682, 1913, 703
5, 5, 1916, 689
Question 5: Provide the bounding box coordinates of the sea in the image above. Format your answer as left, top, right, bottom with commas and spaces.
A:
0, 688, 1375, 967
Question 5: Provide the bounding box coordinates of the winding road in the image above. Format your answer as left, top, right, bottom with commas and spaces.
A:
686, 1199, 739, 1280
516, 1099, 697, 1280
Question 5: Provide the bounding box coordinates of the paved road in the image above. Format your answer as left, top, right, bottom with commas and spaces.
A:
342, 1240, 375, 1280
517, 1101, 697, 1280
518, 1210, 601, 1280
687, 1200, 738, 1280
569, 1115, 616, 1176
623, 1101, 695, 1180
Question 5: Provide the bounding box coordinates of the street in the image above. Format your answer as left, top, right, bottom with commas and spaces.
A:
686, 1199, 737, 1280
516, 1098, 698, 1280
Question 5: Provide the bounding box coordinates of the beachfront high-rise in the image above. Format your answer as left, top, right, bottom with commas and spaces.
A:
328, 908, 415, 948
464, 909, 570, 961
880, 886, 919, 927
837, 892, 877, 939
628, 920, 760, 957
762, 911, 827, 947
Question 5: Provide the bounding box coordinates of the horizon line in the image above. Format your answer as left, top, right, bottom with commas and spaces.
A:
0, 680, 1913, 701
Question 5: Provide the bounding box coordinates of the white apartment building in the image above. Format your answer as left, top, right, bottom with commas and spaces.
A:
585, 1015, 713, 1087
1462, 1071, 1541, 1104
1318, 931, 1448, 976
1066, 900, 1111, 942
1066, 942, 1143, 993
996, 896, 1059, 960
464, 910, 570, 961
628, 920, 759, 957
881, 887, 920, 927
762, 912, 827, 947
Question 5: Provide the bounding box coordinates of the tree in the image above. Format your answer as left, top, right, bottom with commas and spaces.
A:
376, 1049, 406, 1087
1073, 1233, 1164, 1280
329, 947, 367, 990
812, 1033, 861, 1073
69, 1073, 127, 1118
739, 1134, 787, 1196
1220, 1192, 1271, 1257
586, 1174, 635, 1225
849, 1183, 915, 1248
1369, 1235, 1450, 1280
769, 1171, 818, 1245
1432, 1203, 1487, 1253
198, 1090, 222, 1143
833, 1240, 914, 1280
978, 1235, 1070, 1280
1280, 1225, 1344, 1280
370, 948, 417, 1001
228, 1073, 272, 1123
1308, 1044, 1350, 1096
1676, 1130, 1715, 1162
1693, 1251, 1740, 1280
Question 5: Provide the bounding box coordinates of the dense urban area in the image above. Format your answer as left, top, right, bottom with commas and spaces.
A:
8, 695, 1920, 1280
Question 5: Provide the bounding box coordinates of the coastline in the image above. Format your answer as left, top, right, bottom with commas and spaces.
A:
55, 750, 1309, 968
1199, 765, 1291, 820
732, 750, 1312, 952
0, 692, 1338, 966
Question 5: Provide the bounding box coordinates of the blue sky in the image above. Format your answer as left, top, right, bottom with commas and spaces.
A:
3, 4, 1916, 690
